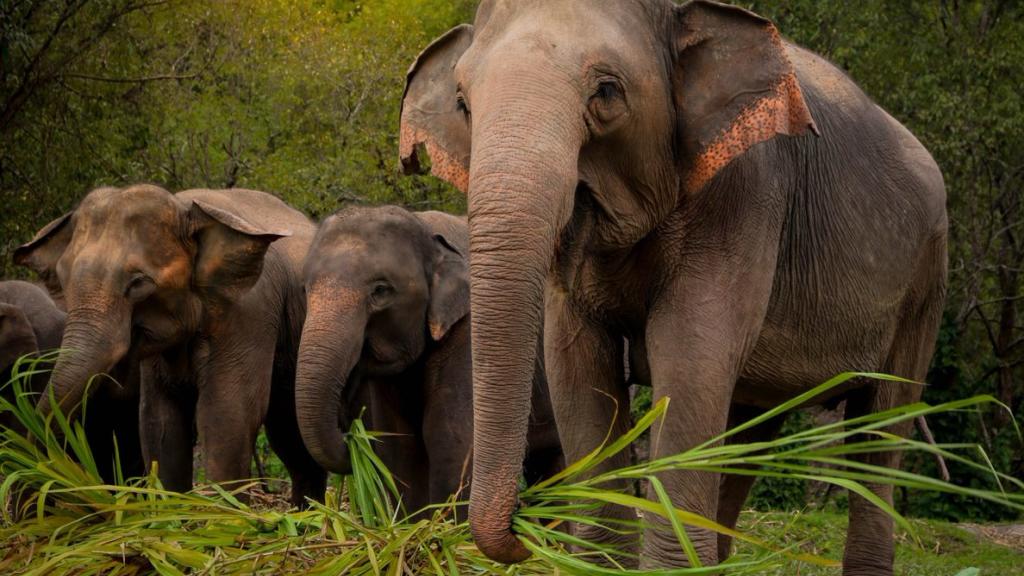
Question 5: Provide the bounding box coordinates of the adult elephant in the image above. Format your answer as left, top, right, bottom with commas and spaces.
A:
295, 206, 563, 517
15, 185, 326, 506
399, 1, 948, 573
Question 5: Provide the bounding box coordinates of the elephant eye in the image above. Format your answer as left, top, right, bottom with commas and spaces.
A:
125, 273, 155, 302
455, 90, 470, 118
588, 78, 628, 128
371, 281, 394, 302
595, 81, 619, 101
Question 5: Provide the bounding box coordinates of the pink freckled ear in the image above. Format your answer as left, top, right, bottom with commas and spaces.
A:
673, 1, 817, 194
686, 73, 817, 194
400, 25, 474, 193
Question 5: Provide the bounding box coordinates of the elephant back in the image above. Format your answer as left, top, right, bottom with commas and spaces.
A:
414, 211, 468, 256
176, 188, 317, 272
0, 280, 66, 350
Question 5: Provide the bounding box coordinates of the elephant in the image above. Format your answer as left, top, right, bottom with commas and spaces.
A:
398, 1, 948, 573
0, 281, 64, 381
295, 205, 563, 517
0, 280, 143, 482
1, 281, 66, 426
14, 185, 326, 506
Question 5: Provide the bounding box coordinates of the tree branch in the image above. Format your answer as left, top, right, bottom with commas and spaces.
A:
59, 71, 198, 83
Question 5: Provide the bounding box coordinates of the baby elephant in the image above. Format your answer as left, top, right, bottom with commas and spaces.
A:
296, 206, 563, 515
0, 280, 143, 480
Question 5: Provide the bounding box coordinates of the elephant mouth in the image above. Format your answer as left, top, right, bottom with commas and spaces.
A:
359, 339, 417, 377
341, 367, 367, 422
130, 325, 165, 356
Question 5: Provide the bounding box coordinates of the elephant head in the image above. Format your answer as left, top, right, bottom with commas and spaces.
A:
295, 206, 468, 474
14, 184, 288, 417
400, 0, 816, 563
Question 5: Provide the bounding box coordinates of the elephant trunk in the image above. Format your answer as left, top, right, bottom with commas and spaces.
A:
41, 304, 129, 417
466, 74, 585, 564
295, 292, 366, 474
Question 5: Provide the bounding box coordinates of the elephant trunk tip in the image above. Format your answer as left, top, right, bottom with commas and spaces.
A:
469, 487, 532, 564
471, 522, 531, 565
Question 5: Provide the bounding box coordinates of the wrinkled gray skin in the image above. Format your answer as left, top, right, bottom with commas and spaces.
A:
400, 1, 948, 573
0, 280, 144, 482
15, 185, 326, 506
296, 206, 563, 517
0, 281, 64, 376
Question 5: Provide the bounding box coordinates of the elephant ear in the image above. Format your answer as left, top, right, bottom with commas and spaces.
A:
13, 212, 74, 302
0, 303, 39, 370
673, 0, 818, 194
416, 212, 469, 341
400, 24, 474, 193
188, 200, 290, 312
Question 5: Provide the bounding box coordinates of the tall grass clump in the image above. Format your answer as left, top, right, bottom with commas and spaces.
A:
0, 358, 1018, 574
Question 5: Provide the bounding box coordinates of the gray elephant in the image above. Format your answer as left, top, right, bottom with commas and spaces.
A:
0, 280, 144, 482
399, 1, 947, 573
15, 185, 325, 506
1, 281, 66, 424
295, 205, 563, 517
0, 281, 64, 379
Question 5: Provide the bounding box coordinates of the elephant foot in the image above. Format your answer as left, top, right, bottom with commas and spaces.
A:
288, 472, 327, 508
842, 551, 894, 576
842, 562, 894, 576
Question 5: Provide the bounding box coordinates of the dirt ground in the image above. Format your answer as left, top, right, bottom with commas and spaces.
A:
961, 523, 1024, 552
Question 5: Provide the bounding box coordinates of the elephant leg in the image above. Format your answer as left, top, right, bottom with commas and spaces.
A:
522, 445, 564, 487
110, 397, 144, 480
87, 380, 144, 482
195, 326, 274, 492
139, 355, 196, 492
640, 273, 774, 568
524, 346, 566, 487
112, 377, 145, 480
639, 363, 732, 567
422, 352, 473, 520
425, 430, 472, 521
842, 292, 943, 576
716, 404, 786, 561
842, 382, 918, 576
103, 360, 144, 480
369, 379, 429, 517
82, 382, 119, 483
544, 290, 637, 565
265, 370, 326, 508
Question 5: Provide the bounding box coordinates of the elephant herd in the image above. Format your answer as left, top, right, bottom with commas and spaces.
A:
2, 2, 947, 575
2, 187, 562, 514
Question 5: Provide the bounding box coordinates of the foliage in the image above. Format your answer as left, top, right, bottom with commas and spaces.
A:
1, 362, 1018, 573
0, 357, 544, 575
746, 412, 813, 512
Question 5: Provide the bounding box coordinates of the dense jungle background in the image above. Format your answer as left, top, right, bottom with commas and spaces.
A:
1, 0, 1022, 524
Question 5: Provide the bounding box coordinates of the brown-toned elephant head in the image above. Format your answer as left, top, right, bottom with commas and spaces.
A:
14, 184, 288, 417
400, 0, 815, 563
295, 206, 469, 474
